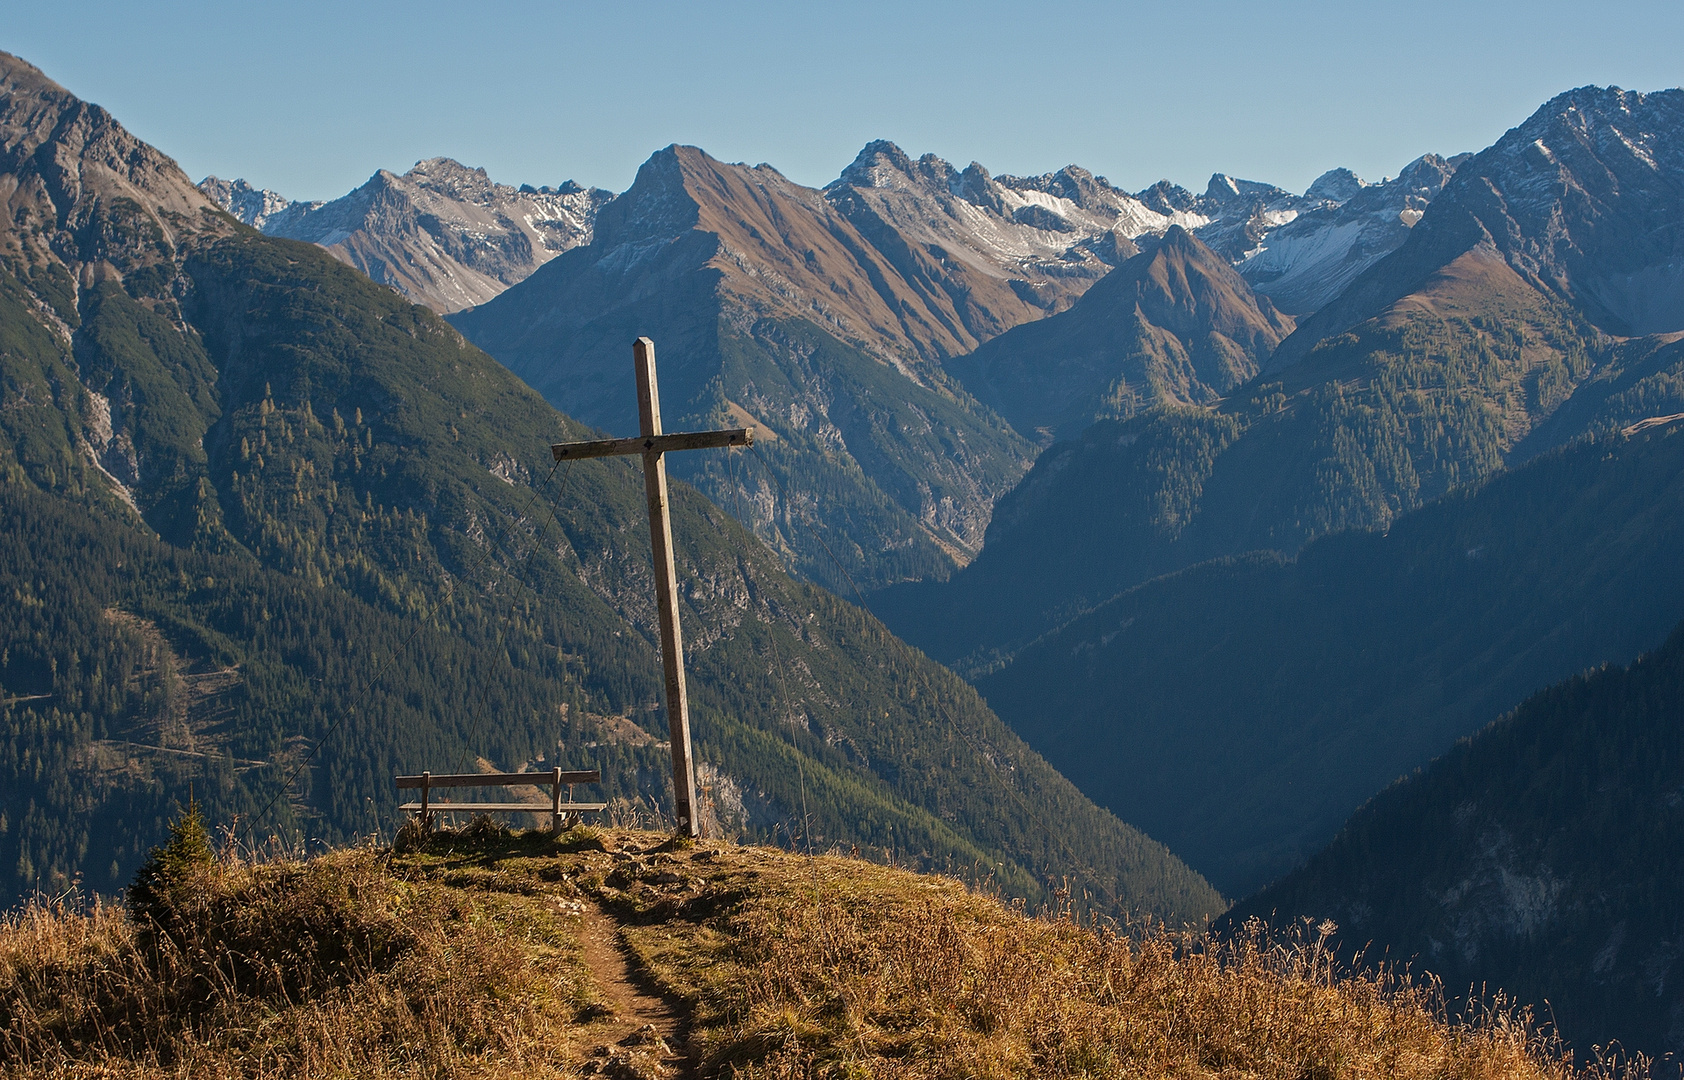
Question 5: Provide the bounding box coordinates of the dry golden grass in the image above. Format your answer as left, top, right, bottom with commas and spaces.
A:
1, 838, 596, 1078
603, 849, 1615, 1080
0, 826, 1648, 1079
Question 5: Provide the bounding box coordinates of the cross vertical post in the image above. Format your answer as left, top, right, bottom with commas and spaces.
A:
634, 337, 699, 837
549, 337, 752, 839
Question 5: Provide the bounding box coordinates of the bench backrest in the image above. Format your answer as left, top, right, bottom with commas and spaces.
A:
395, 769, 601, 789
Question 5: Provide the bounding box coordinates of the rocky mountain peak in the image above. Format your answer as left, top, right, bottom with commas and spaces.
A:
834, 139, 921, 190
1272, 82, 1684, 356
0, 51, 216, 227
1202, 173, 1296, 210
197, 176, 300, 229
588, 143, 709, 250
406, 156, 497, 200
0, 49, 225, 300
948, 220, 1293, 440
1304, 167, 1366, 204
1135, 180, 1202, 216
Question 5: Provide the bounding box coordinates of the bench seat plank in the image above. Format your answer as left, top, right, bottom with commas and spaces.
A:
398, 801, 607, 813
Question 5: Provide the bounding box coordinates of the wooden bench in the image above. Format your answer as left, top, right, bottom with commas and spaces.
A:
396, 768, 604, 832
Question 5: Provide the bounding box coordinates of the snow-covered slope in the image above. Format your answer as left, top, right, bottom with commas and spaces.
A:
1238, 155, 1465, 315
1123, 165, 1462, 315
199, 159, 612, 312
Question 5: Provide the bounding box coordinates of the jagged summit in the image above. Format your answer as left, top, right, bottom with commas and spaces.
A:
1304, 167, 1367, 203
1272, 83, 1684, 367
197, 156, 612, 312
832, 138, 925, 190
198, 175, 304, 229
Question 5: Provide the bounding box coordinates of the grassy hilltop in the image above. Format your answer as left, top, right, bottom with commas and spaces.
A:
1, 820, 1639, 1080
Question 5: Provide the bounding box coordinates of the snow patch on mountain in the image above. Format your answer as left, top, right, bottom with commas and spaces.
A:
1238, 154, 1462, 315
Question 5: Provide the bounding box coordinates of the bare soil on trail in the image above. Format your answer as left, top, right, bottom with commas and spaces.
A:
578, 901, 691, 1078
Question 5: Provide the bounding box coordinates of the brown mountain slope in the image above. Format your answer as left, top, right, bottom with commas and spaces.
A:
950, 226, 1295, 440
451, 145, 1039, 590
0, 50, 224, 276
821, 143, 1151, 350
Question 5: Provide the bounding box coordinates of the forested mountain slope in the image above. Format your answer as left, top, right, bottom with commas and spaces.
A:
974, 423, 1684, 896
1233, 622, 1684, 1062
0, 51, 1222, 923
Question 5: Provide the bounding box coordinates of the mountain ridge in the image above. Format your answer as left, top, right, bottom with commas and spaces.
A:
949, 224, 1295, 441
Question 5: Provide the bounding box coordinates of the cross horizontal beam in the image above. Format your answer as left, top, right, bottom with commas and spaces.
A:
551, 428, 752, 462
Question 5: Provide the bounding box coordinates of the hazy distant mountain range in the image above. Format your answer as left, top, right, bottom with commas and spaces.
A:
201, 141, 1452, 328
199, 137, 1463, 589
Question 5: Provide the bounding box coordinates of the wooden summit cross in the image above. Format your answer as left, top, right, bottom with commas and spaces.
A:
550, 337, 751, 838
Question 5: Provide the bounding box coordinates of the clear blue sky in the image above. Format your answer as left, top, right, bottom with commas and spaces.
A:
8, 0, 1683, 202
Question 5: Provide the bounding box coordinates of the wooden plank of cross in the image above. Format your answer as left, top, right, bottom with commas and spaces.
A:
550, 337, 751, 837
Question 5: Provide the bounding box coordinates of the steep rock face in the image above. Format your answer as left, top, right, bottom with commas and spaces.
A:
451, 144, 1040, 591
951, 225, 1294, 440
0, 50, 235, 539
1233, 619, 1684, 1061
199, 158, 613, 313
1239, 154, 1464, 315
1274, 86, 1684, 368
0, 53, 214, 234
1188, 173, 1315, 261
